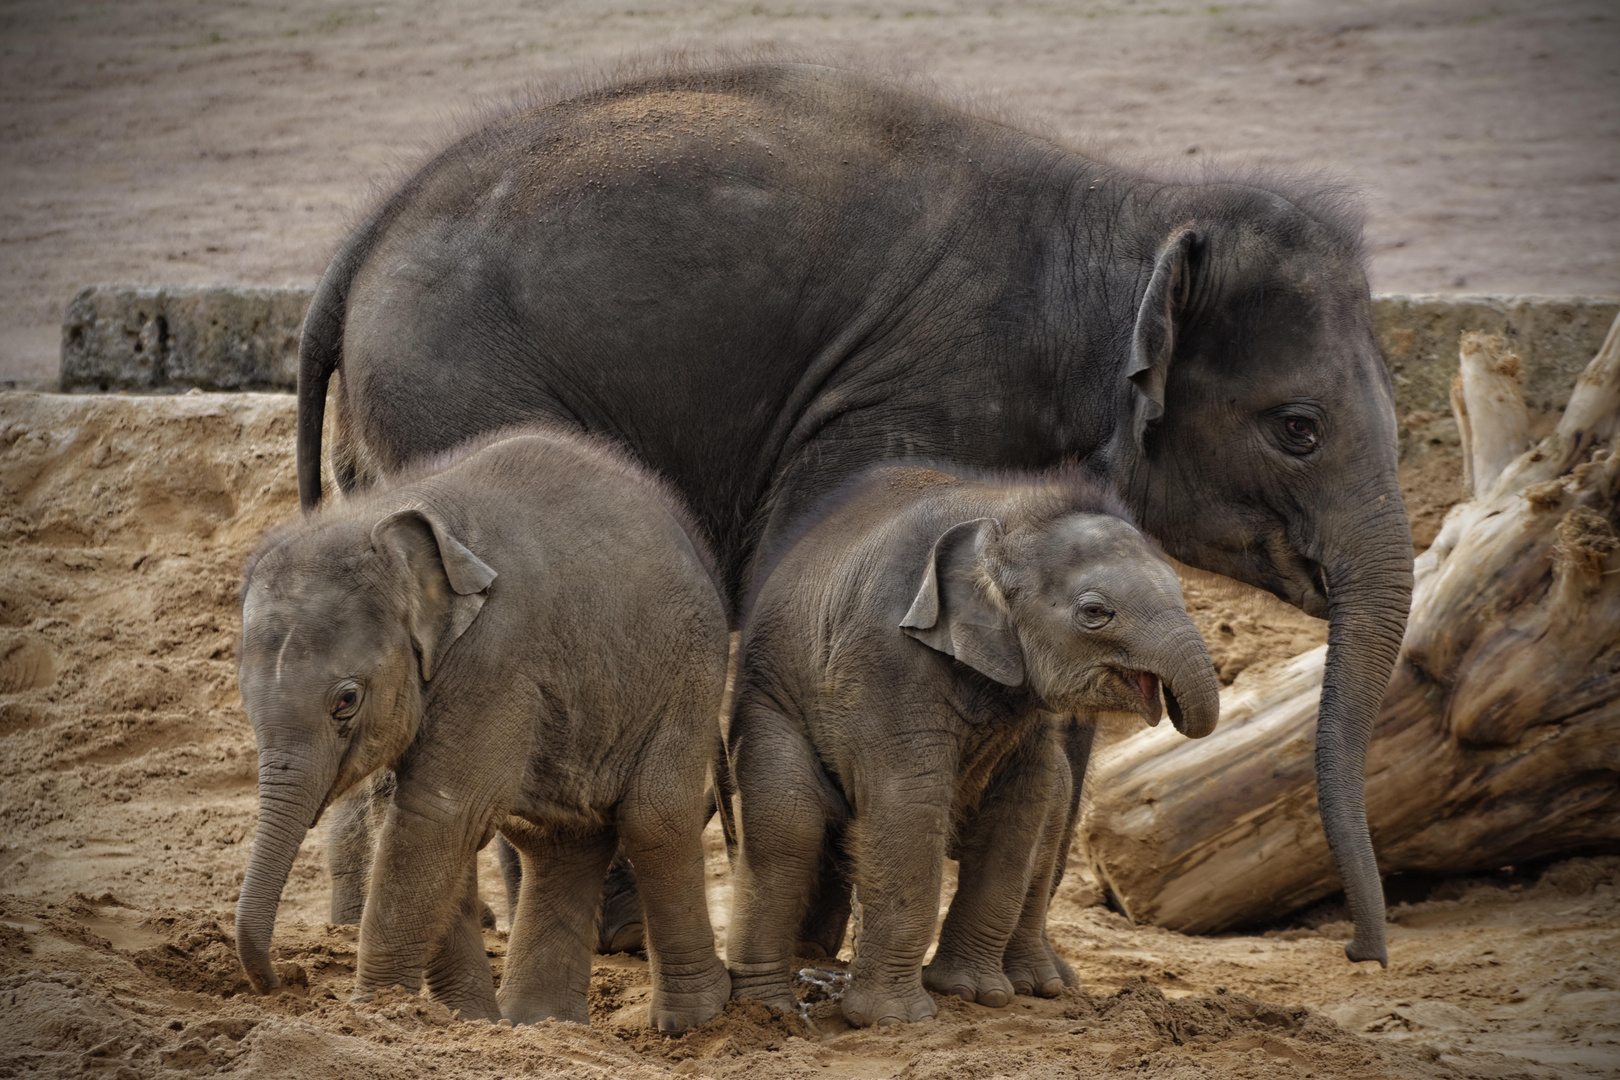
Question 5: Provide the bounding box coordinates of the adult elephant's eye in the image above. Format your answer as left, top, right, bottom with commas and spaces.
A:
1281, 415, 1321, 454
331, 682, 363, 720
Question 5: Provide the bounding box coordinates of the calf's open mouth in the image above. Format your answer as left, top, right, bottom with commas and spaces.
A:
1117, 668, 1163, 726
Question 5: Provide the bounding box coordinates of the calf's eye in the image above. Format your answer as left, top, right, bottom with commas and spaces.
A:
1078, 601, 1114, 629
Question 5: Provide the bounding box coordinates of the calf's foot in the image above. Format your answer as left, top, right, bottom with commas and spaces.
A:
923, 951, 1014, 1008
841, 978, 937, 1027
499, 988, 591, 1027
651, 955, 731, 1033
1002, 932, 1071, 998
728, 962, 798, 1014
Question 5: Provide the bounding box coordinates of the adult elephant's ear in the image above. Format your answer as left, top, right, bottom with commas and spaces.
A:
900, 518, 1024, 687
372, 508, 498, 681
1125, 226, 1201, 448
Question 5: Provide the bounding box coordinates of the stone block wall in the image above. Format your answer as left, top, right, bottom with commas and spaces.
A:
60, 286, 306, 392
59, 287, 1618, 418
1374, 294, 1619, 416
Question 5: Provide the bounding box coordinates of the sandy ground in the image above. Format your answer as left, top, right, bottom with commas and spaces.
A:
2, 0, 1619, 386
2, 390, 1617, 1078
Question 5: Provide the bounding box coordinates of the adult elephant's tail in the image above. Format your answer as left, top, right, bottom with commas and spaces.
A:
296, 204, 397, 511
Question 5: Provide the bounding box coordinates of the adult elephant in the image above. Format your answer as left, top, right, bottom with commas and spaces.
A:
297, 62, 1411, 965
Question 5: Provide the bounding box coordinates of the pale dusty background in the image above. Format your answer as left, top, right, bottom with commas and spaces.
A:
2, 0, 1619, 385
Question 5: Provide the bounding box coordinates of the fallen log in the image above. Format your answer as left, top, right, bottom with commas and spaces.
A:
1082, 315, 1620, 936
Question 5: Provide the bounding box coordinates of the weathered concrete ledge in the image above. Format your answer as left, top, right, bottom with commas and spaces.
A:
60, 285, 1619, 416
1374, 294, 1619, 416
60, 285, 307, 393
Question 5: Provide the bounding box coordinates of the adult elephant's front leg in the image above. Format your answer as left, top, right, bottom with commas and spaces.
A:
327, 771, 394, 923
926, 724, 1058, 1007
355, 786, 498, 1020
841, 772, 955, 1027
423, 857, 501, 1018
326, 787, 373, 925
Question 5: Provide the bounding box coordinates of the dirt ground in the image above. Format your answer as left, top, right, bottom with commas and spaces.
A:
2, 0, 1619, 385
2, 390, 1616, 1079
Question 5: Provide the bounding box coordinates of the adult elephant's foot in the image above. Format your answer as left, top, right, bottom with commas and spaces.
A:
922, 950, 1014, 1008
793, 890, 851, 960
650, 956, 730, 1033
595, 853, 645, 954
727, 962, 798, 1014
794, 938, 836, 959
841, 978, 937, 1027
498, 986, 591, 1026
1001, 931, 1070, 998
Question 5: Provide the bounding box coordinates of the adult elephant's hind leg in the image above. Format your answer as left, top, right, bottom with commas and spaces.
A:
498, 822, 617, 1026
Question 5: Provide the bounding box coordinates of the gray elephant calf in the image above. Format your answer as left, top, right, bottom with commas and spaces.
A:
234, 427, 731, 1031
726, 464, 1219, 1027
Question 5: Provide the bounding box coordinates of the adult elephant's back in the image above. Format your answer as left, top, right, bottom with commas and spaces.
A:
299, 63, 1072, 596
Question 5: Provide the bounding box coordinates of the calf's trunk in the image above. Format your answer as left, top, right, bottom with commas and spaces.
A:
1159, 618, 1221, 739
236, 757, 327, 994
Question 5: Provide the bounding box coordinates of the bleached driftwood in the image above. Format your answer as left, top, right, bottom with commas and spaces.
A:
1452, 332, 1532, 498
1083, 317, 1620, 934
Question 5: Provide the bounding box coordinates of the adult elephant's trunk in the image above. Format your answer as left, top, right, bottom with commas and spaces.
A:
1159, 618, 1221, 739
1315, 502, 1413, 966
236, 756, 326, 994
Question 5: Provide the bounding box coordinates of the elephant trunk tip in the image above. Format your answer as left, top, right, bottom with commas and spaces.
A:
246, 965, 281, 996
1344, 931, 1389, 968
1164, 683, 1217, 740
235, 901, 284, 994
237, 944, 282, 995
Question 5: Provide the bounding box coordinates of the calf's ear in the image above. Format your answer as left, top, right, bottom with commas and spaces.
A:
1125, 226, 1200, 449
371, 508, 498, 681
900, 517, 1024, 687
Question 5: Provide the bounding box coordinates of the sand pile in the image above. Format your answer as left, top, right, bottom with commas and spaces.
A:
1, 390, 1616, 1078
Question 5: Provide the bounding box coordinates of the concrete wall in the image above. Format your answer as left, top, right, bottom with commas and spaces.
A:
1374, 294, 1618, 416
60, 285, 1618, 417
60, 286, 306, 393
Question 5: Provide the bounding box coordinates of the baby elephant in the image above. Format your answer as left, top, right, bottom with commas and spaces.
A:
726, 464, 1219, 1026
234, 427, 731, 1031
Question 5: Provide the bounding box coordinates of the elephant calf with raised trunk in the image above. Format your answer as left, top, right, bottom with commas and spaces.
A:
725, 464, 1220, 1027
233, 427, 731, 1031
